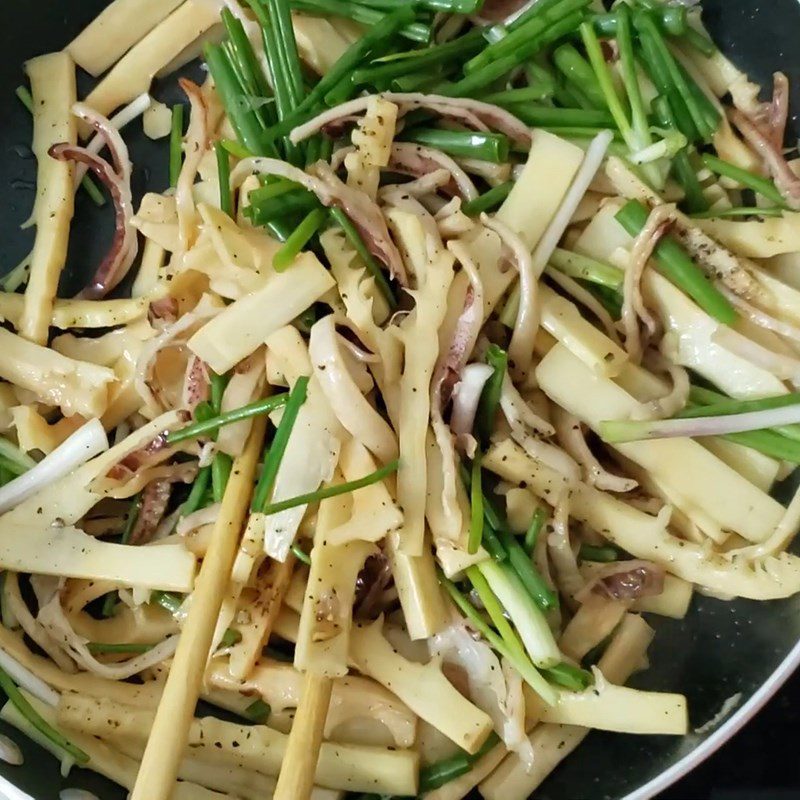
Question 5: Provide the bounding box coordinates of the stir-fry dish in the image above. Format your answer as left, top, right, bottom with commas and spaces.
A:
1, 0, 800, 798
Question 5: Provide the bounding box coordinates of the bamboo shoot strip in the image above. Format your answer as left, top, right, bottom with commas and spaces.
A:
130, 416, 267, 800
262, 460, 399, 516
166, 394, 289, 444
273, 672, 333, 800
15, 85, 105, 206
253, 376, 310, 511
614, 200, 736, 324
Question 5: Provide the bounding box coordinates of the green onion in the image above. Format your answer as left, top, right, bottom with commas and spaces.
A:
478, 560, 560, 669
593, 6, 687, 36
351, 29, 483, 86
244, 698, 271, 723
439, 573, 557, 705
541, 662, 594, 691
246, 189, 321, 227
634, 12, 718, 141
524, 506, 547, 556
447, 10, 586, 98
220, 138, 255, 159
182, 466, 212, 517
466, 565, 525, 659
291, 542, 312, 565
682, 26, 716, 58
253, 377, 310, 511
690, 206, 784, 219
167, 393, 289, 445
266, 5, 417, 144
509, 106, 616, 132
681, 388, 800, 420
101, 496, 142, 617
221, 8, 275, 126
578, 544, 619, 563
458, 465, 507, 562
549, 248, 624, 290
419, 752, 472, 793
0, 437, 36, 475
652, 95, 708, 214
169, 104, 184, 188
580, 21, 641, 156
262, 459, 399, 516
399, 127, 510, 164
289, 0, 427, 42
329, 207, 397, 310
0, 665, 89, 764
553, 43, 605, 108
212, 453, 234, 503
205, 43, 272, 157
615, 200, 737, 324
266, 0, 306, 106
87, 642, 154, 654
16, 84, 106, 207
151, 591, 184, 615
476, 345, 507, 447
462, 181, 513, 217
219, 627, 242, 648
215, 141, 233, 217
479, 85, 555, 106
273, 208, 326, 271
465, 0, 590, 73
495, 523, 558, 612
468, 454, 484, 555
700, 153, 788, 208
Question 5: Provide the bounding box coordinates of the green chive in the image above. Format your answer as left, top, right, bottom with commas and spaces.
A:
329, 206, 397, 310
244, 698, 271, 723
541, 662, 594, 691
0, 666, 89, 764
291, 542, 312, 565
166, 394, 290, 445
578, 544, 619, 563
219, 627, 242, 648
700, 153, 788, 208
273, 208, 326, 271
615, 200, 737, 324
468, 454, 484, 555
253, 377, 310, 511
476, 345, 507, 447
215, 141, 232, 216
524, 507, 547, 556
262, 460, 399, 516
462, 181, 513, 217
182, 466, 212, 517
399, 128, 510, 164
212, 453, 234, 503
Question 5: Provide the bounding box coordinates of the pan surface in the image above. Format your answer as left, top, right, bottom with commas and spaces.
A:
0, 2, 799, 799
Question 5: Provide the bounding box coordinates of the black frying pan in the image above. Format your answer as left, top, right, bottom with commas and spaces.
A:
0, 1, 799, 798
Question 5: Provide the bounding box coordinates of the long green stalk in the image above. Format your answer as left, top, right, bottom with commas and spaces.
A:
0, 666, 89, 764
461, 181, 513, 217
399, 128, 510, 163
476, 345, 507, 447
468, 453, 484, 555
549, 248, 624, 290
615, 200, 736, 324
253, 376, 310, 511
166, 394, 289, 445
329, 207, 397, 310
701, 153, 788, 208
262, 460, 399, 515
273, 208, 326, 271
